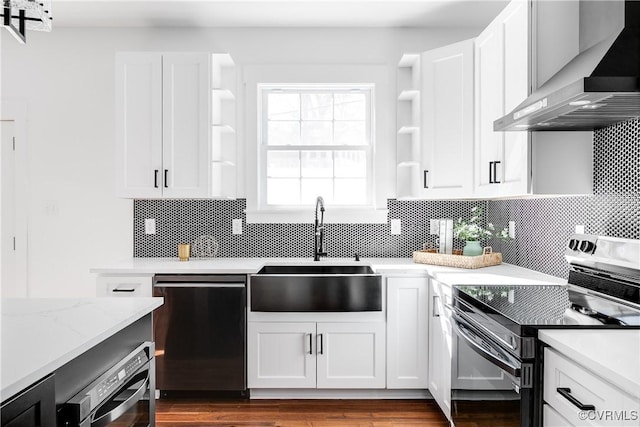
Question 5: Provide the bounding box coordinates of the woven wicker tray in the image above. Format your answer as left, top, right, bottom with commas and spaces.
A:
412, 247, 502, 269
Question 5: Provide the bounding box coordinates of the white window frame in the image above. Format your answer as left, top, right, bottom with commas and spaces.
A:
258, 84, 374, 210
242, 64, 392, 224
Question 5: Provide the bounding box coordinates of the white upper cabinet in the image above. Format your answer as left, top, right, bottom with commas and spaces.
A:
116, 52, 213, 199
396, 54, 422, 199
161, 53, 211, 198
421, 39, 475, 199
474, 0, 530, 198
115, 53, 163, 198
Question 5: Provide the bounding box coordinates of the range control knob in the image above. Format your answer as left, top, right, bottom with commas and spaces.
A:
568, 239, 580, 251
579, 240, 596, 254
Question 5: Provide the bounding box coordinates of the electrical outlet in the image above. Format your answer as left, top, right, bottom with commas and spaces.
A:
429, 219, 440, 235
390, 219, 402, 235
144, 218, 156, 235
232, 218, 243, 235
575, 224, 585, 234
508, 221, 515, 239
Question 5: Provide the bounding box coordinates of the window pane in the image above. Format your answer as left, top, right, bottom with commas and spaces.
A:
335, 151, 366, 177
267, 178, 300, 204
268, 121, 300, 145
267, 151, 300, 177
302, 94, 333, 120
334, 121, 366, 145
334, 178, 366, 204
268, 93, 300, 120
301, 121, 333, 145
301, 151, 333, 177
301, 179, 333, 204
334, 93, 365, 120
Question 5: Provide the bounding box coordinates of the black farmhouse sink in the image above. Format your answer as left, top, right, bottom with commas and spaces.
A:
250, 264, 382, 312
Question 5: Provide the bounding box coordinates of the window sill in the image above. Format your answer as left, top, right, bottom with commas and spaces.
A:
245, 208, 389, 224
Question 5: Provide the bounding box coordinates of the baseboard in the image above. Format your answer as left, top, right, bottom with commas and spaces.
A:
249, 388, 432, 399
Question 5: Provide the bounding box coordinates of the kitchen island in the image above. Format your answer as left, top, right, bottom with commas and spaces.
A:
0, 297, 163, 414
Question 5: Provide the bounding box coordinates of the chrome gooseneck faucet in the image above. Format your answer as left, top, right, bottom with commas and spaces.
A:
314, 196, 327, 261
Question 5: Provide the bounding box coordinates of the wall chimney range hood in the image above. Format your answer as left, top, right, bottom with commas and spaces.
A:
495, 0, 640, 131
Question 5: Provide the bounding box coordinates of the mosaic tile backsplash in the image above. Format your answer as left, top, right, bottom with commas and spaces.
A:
134, 119, 639, 279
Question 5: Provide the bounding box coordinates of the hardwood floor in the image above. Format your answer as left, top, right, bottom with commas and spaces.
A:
156, 399, 450, 426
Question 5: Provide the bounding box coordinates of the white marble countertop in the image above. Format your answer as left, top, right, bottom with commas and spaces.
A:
0, 297, 163, 401
538, 329, 640, 399
90, 257, 565, 286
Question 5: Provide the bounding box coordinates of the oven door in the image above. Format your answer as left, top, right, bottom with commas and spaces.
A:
60, 342, 156, 427
451, 313, 533, 427
88, 366, 153, 427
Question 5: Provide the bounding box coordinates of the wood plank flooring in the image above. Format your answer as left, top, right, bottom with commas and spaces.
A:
156, 399, 450, 427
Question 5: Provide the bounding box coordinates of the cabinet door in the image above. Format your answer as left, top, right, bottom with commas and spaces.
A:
247, 322, 316, 388
386, 277, 428, 389
1, 374, 55, 427
474, 20, 504, 198
428, 279, 452, 421
115, 52, 163, 198
475, 0, 530, 198
421, 39, 474, 199
316, 322, 386, 389
162, 53, 210, 198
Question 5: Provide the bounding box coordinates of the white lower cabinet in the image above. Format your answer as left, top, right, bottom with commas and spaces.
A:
386, 277, 429, 389
248, 321, 385, 389
316, 322, 386, 389
543, 348, 640, 426
428, 279, 452, 421
247, 322, 316, 388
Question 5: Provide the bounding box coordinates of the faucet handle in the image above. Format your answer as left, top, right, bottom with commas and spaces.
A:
354, 253, 360, 261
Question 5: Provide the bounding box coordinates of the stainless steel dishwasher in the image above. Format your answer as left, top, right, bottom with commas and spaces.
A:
152, 274, 246, 396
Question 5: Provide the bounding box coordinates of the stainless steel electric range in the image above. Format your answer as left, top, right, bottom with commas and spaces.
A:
449, 234, 640, 427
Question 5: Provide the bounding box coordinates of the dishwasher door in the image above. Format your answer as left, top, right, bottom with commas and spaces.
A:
153, 275, 246, 394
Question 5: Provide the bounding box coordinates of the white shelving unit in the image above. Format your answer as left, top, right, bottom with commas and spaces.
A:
211, 53, 237, 199
396, 54, 421, 199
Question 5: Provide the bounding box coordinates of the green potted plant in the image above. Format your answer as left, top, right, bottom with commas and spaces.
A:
453, 206, 510, 256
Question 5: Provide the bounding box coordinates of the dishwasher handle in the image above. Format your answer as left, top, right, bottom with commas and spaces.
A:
154, 283, 245, 288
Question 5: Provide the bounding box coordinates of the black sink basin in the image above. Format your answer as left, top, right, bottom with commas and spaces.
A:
250, 264, 381, 312
257, 264, 375, 275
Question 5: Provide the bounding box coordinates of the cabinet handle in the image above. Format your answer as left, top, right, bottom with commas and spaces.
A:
112, 288, 136, 293
489, 161, 494, 184
423, 170, 429, 189
433, 295, 440, 317
307, 333, 313, 355
556, 388, 595, 411
154, 170, 159, 188
493, 161, 501, 184
318, 333, 324, 355
164, 169, 169, 188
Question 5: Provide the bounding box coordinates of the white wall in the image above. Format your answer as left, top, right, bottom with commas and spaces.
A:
0, 26, 480, 297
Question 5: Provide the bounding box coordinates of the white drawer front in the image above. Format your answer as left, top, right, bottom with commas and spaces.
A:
96, 275, 153, 297
544, 348, 639, 426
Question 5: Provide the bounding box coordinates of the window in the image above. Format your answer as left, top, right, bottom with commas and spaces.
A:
259, 85, 374, 208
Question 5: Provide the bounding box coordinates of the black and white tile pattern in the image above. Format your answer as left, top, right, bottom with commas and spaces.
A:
133, 199, 486, 258
134, 119, 639, 280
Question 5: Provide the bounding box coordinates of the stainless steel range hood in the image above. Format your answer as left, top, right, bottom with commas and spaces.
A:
495, 0, 640, 131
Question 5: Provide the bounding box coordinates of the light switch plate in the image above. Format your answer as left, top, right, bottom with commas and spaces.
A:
508, 221, 516, 239
390, 218, 401, 235
232, 218, 243, 235
575, 224, 585, 234
144, 218, 156, 235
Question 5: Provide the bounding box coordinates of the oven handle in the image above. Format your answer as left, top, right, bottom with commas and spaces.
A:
90, 370, 149, 427
452, 314, 521, 378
